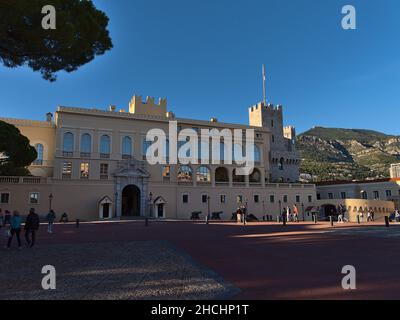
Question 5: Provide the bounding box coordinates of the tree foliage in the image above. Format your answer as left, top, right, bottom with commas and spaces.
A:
0, 120, 37, 176
0, 0, 113, 81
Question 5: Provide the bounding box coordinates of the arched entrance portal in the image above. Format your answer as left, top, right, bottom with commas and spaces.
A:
122, 185, 141, 217
321, 204, 338, 221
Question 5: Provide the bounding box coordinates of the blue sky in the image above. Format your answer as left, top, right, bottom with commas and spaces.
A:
1, 0, 400, 134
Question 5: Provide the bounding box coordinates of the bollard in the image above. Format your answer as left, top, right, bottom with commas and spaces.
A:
76, 219, 80, 228
145, 218, 149, 227
385, 216, 390, 228
330, 216, 334, 227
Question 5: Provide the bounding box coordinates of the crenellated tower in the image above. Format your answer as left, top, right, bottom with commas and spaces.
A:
249, 102, 300, 183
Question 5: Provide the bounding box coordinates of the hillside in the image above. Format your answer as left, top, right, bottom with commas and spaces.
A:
297, 127, 400, 182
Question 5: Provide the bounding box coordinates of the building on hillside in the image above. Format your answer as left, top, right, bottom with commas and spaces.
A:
0, 94, 313, 221
390, 163, 400, 179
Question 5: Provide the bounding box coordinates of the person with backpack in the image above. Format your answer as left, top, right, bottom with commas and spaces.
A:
25, 208, 40, 248
46, 210, 56, 233
6, 211, 22, 249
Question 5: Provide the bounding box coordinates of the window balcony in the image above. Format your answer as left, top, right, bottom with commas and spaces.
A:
80, 152, 91, 158
63, 152, 73, 157
122, 154, 132, 160
62, 174, 72, 180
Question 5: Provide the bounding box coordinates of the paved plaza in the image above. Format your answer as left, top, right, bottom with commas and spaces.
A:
1, 221, 400, 300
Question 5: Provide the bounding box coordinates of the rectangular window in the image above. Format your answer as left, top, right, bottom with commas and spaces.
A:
202, 194, 208, 203
162, 166, 171, 181
386, 190, 392, 198
0, 193, 10, 204
254, 195, 260, 203
308, 195, 313, 203
220, 195, 226, 204
328, 193, 334, 200
237, 195, 244, 204
283, 195, 288, 203
29, 192, 39, 204
80, 162, 89, 179
182, 194, 189, 204
317, 193, 321, 200
373, 191, 380, 200
270, 195, 275, 203
100, 163, 109, 180
62, 161, 72, 179
341, 192, 347, 200
296, 195, 301, 203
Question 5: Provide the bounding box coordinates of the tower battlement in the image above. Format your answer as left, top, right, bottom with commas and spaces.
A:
129, 95, 168, 116
249, 102, 283, 113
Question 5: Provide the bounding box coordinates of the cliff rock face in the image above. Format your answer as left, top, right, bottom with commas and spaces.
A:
297, 127, 400, 182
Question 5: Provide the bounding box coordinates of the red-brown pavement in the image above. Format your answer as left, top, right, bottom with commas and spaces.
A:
29, 221, 400, 300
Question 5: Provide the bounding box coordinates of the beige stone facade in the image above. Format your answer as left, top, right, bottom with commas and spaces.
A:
0, 95, 315, 221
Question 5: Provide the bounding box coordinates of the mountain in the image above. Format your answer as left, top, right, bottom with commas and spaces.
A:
296, 127, 400, 182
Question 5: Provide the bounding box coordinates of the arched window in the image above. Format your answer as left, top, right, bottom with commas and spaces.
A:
220, 142, 225, 162
250, 168, 261, 183
196, 166, 211, 183
233, 169, 245, 183
80, 134, 92, 155
34, 143, 44, 165
215, 167, 229, 183
122, 136, 132, 158
100, 135, 111, 157
254, 145, 261, 163
177, 165, 193, 183
63, 132, 74, 154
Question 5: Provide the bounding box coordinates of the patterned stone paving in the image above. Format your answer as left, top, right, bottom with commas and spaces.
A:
0, 241, 239, 300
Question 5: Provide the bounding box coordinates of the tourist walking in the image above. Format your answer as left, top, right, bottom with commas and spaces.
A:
25, 208, 40, 248
60, 212, 69, 223
359, 211, 364, 223
367, 210, 372, 222
6, 211, 22, 249
395, 210, 400, 223
47, 210, 56, 233
293, 205, 299, 222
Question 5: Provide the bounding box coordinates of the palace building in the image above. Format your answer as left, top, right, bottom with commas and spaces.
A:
0, 95, 316, 221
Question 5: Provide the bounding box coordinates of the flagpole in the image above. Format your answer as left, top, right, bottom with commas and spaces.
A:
262, 64, 267, 106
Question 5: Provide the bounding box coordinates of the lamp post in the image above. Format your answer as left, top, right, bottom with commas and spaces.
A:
48, 193, 54, 211
262, 200, 266, 221
278, 200, 282, 222
114, 192, 118, 219
207, 196, 211, 225
301, 203, 305, 222
244, 199, 248, 226
148, 192, 153, 218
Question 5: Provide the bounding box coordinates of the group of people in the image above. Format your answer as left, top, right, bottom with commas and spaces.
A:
281, 205, 300, 222
0, 208, 40, 249
0, 208, 65, 249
